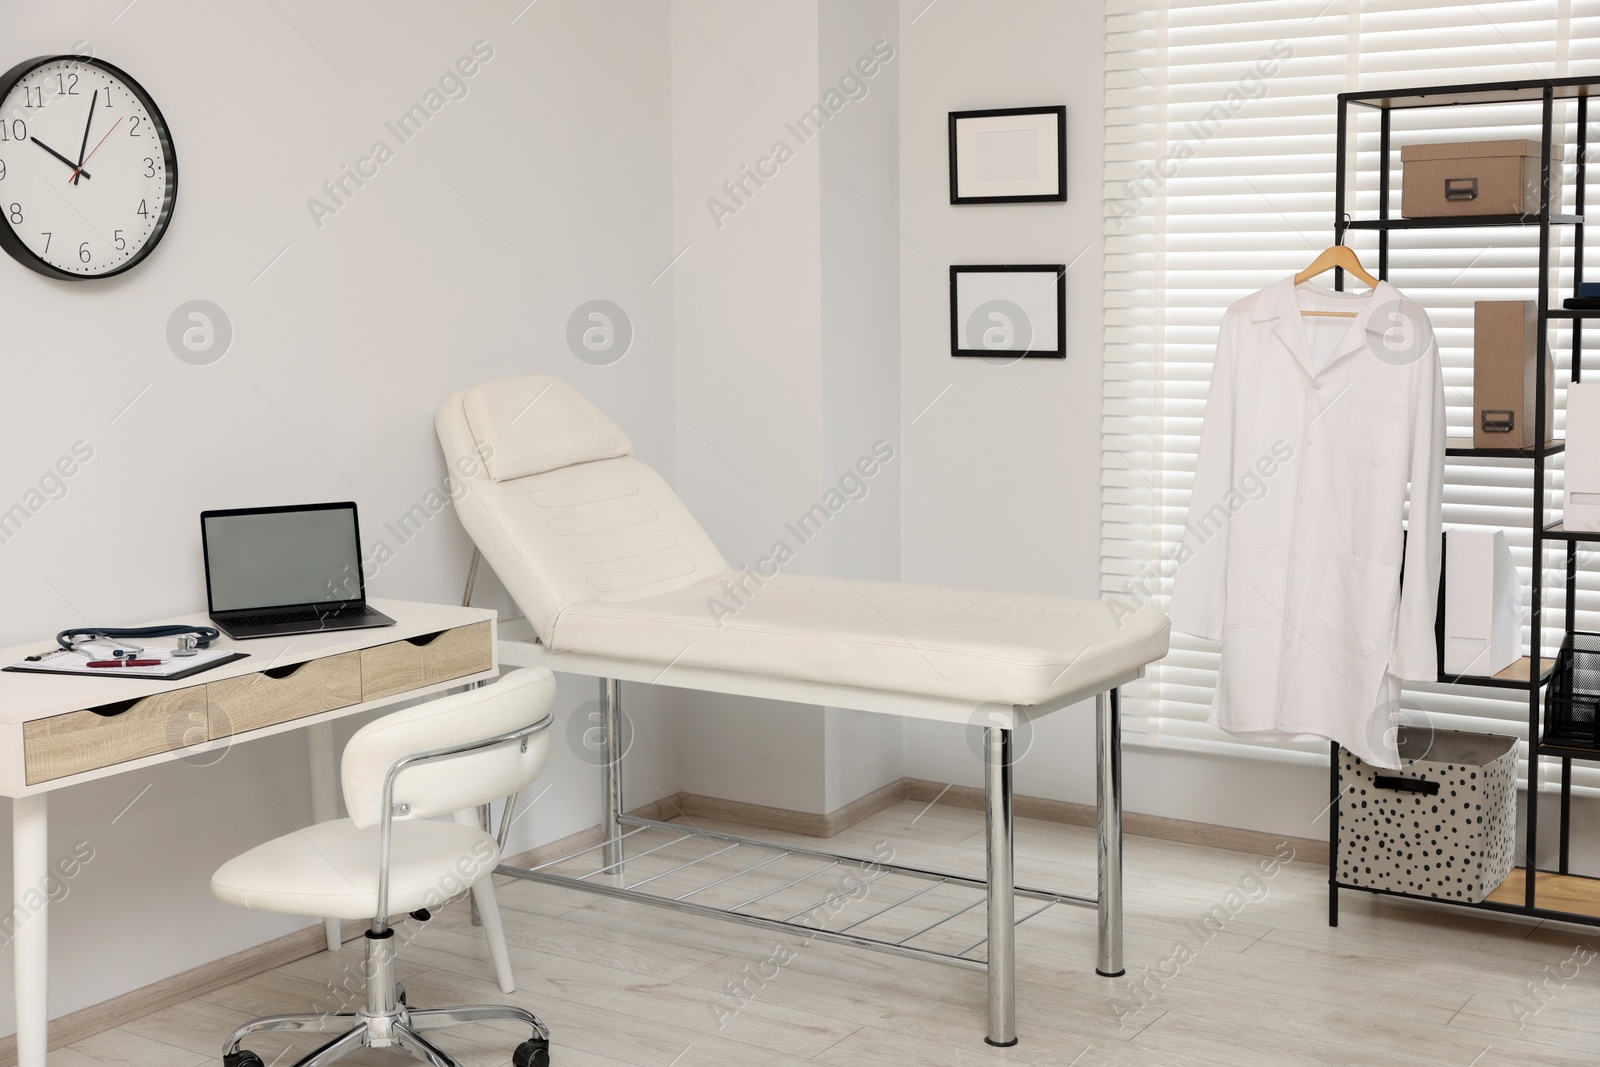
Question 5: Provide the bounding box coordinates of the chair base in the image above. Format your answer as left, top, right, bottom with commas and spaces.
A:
223, 993, 550, 1067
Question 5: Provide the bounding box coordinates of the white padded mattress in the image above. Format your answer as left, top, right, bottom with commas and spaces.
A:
549, 572, 1170, 708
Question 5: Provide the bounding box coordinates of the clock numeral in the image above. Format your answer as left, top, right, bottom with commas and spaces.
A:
8, 203, 21, 224
78, 242, 90, 264
0, 120, 26, 142
24, 87, 42, 108
129, 115, 141, 137
136, 199, 149, 218
114, 229, 125, 251
40, 232, 49, 252
0, 160, 7, 181
56, 73, 78, 96
143, 157, 155, 178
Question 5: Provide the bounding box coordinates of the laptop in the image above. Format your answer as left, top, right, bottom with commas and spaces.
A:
201, 502, 396, 639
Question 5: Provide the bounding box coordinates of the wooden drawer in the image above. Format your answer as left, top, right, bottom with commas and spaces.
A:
207, 651, 362, 738
23, 687, 209, 785
361, 622, 492, 701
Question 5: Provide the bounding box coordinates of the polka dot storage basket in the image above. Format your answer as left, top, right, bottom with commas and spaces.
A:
1337, 725, 1518, 903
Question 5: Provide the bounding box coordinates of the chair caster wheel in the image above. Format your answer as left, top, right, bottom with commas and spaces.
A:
513, 1037, 550, 1067
224, 1052, 265, 1067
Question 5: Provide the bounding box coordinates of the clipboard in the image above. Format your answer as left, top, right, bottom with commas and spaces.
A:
4, 650, 250, 681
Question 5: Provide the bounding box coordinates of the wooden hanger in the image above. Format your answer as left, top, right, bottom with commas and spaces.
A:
1294, 244, 1379, 317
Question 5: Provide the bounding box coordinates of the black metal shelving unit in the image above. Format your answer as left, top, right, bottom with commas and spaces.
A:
1328, 74, 1600, 929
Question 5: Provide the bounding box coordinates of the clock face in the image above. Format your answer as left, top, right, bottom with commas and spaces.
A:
0, 56, 177, 279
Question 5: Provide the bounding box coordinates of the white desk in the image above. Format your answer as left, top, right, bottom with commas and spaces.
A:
0, 599, 498, 1067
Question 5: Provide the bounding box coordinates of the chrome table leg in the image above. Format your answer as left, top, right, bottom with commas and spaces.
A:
984, 722, 1016, 1047
1096, 688, 1124, 978
601, 678, 624, 869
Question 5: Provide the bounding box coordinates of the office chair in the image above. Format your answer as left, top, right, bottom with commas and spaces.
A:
211, 667, 557, 1067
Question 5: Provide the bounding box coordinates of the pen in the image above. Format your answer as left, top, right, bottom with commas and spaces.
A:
86, 659, 162, 668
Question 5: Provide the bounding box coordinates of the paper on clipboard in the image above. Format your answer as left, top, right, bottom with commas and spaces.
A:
5, 646, 247, 679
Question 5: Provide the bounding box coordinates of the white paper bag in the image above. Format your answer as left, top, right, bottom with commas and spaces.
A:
1443, 529, 1523, 677
1566, 382, 1600, 531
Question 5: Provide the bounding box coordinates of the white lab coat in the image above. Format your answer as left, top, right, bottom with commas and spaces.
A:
1169, 277, 1444, 769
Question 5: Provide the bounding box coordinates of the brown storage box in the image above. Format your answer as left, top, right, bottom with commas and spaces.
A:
1401, 140, 1559, 218
1474, 300, 1551, 448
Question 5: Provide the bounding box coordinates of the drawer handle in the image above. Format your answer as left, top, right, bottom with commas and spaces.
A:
1481, 409, 1515, 433
89, 699, 141, 718
1374, 774, 1440, 796
1445, 177, 1478, 201
405, 631, 446, 648
263, 662, 308, 680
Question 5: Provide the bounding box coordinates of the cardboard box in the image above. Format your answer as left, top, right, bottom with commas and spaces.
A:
1443, 529, 1522, 678
1565, 382, 1600, 531
1473, 300, 1549, 449
1401, 140, 1559, 218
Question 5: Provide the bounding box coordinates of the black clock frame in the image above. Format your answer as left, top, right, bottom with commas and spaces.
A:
0, 55, 178, 280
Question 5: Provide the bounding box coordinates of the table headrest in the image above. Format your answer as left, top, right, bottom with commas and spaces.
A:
463, 374, 633, 481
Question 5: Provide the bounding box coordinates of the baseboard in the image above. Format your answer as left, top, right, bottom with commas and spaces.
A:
0, 916, 369, 1067
518, 780, 1323, 863
5, 783, 1323, 1060
902, 778, 1329, 864
663, 778, 910, 839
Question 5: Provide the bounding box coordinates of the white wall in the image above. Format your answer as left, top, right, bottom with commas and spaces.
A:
817, 0, 905, 814
668, 0, 906, 815
895, 0, 1134, 814
893, 0, 1335, 843
668, 0, 829, 814
0, 0, 680, 1034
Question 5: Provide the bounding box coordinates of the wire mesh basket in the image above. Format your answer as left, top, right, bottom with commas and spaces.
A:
1545, 631, 1600, 749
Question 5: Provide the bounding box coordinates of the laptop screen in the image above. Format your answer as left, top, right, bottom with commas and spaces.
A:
202, 504, 364, 613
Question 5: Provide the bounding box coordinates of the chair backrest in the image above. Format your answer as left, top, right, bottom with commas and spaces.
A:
341, 667, 556, 829
436, 374, 729, 640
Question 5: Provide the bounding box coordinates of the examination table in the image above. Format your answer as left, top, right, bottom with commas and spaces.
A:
435, 373, 1171, 1046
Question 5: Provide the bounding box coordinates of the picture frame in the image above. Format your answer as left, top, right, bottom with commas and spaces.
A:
948, 105, 1067, 204
949, 264, 1066, 359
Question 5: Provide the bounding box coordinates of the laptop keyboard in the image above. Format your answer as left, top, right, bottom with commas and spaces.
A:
227, 606, 380, 627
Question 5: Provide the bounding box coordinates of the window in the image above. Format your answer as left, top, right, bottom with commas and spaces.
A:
1101, 0, 1600, 788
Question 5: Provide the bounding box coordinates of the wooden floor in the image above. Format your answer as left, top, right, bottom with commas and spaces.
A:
65, 800, 1600, 1066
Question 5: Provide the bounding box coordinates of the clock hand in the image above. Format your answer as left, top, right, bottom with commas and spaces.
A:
28, 137, 90, 180
70, 89, 97, 186
69, 116, 123, 184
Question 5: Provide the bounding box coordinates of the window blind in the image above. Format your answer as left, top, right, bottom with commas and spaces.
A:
1101, 0, 1600, 791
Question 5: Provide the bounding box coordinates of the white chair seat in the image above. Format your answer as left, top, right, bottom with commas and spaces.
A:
550, 573, 1169, 707
211, 818, 498, 921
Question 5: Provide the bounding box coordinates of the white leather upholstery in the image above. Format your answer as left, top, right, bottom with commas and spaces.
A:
463, 374, 634, 481
439, 387, 730, 638
341, 668, 554, 829
212, 668, 555, 923
211, 818, 496, 920
438, 374, 1171, 708
553, 573, 1169, 707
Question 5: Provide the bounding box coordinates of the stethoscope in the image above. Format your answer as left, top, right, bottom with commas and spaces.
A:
55, 625, 221, 660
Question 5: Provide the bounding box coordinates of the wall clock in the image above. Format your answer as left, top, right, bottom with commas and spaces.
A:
0, 56, 177, 280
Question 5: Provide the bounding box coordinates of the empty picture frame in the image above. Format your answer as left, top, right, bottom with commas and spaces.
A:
949, 106, 1067, 204
950, 264, 1065, 359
